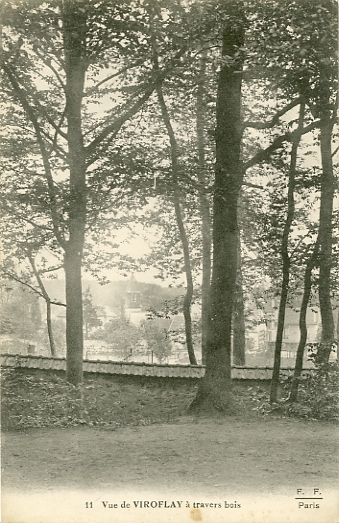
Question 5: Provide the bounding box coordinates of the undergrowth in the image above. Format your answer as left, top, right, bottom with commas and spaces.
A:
252, 361, 339, 421
1, 368, 197, 430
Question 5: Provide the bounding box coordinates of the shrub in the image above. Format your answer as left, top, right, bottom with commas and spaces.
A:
287, 361, 339, 420
1, 369, 89, 429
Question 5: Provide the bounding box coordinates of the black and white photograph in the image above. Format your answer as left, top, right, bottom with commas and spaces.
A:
1, 0, 338, 522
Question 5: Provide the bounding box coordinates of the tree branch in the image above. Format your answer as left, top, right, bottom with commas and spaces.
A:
3, 62, 66, 249
331, 145, 339, 158
84, 58, 147, 96
0, 269, 66, 307
85, 88, 154, 165
85, 44, 190, 163
34, 48, 66, 92
242, 98, 302, 133
44, 104, 68, 158
40, 264, 64, 274
242, 181, 265, 190
0, 205, 54, 232
243, 120, 321, 173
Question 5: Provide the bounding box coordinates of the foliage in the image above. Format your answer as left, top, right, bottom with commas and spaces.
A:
248, 0, 338, 108
1, 0, 337, 388
140, 318, 172, 363
2, 368, 286, 431
253, 360, 339, 420
1, 369, 89, 430
93, 317, 141, 360
0, 283, 42, 340
286, 361, 339, 420
146, 294, 184, 319
41, 318, 66, 356
1, 368, 199, 430
83, 286, 103, 338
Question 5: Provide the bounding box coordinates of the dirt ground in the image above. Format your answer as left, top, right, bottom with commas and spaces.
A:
2, 416, 338, 494
2, 416, 338, 523
2, 369, 339, 522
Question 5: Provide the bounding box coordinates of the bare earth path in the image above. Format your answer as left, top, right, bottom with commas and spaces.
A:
2, 416, 338, 523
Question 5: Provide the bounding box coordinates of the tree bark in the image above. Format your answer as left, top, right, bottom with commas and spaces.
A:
316, 115, 335, 363
196, 52, 212, 365
45, 299, 56, 357
62, 1, 87, 385
64, 248, 83, 384
28, 252, 56, 357
289, 238, 320, 402
156, 87, 197, 365
190, 2, 246, 412
174, 196, 197, 366
270, 103, 305, 403
233, 233, 246, 365
150, 30, 197, 365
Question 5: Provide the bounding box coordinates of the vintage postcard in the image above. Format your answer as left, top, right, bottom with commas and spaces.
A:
1, 0, 338, 522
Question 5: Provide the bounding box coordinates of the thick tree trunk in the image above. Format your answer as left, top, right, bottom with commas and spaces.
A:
196, 52, 212, 365
233, 234, 246, 365
190, 2, 245, 412
289, 238, 320, 402
316, 115, 335, 363
62, 1, 87, 385
64, 248, 83, 385
270, 103, 304, 403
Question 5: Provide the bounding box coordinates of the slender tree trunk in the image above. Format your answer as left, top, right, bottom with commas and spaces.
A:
62, 1, 87, 385
316, 114, 335, 363
190, 2, 246, 412
27, 252, 56, 357
148, 7, 197, 365
171, 196, 196, 365
233, 233, 246, 365
196, 52, 212, 365
289, 238, 320, 402
173, 196, 197, 365
45, 299, 56, 357
155, 85, 197, 365
270, 103, 305, 403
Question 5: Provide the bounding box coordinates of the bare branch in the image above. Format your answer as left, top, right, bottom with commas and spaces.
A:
34, 48, 66, 92
0, 269, 66, 307
40, 264, 64, 274
242, 181, 265, 190
243, 120, 321, 173
331, 145, 339, 158
242, 98, 302, 133
45, 104, 68, 157
1, 205, 53, 232
85, 88, 154, 165
85, 45, 190, 162
84, 58, 146, 96
38, 127, 68, 160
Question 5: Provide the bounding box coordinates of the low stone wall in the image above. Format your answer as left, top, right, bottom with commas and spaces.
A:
0, 354, 313, 380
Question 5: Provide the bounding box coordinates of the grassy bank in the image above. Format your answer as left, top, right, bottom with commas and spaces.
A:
1, 368, 270, 430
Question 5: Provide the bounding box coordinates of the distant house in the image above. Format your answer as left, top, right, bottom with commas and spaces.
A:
265, 298, 321, 353
97, 306, 118, 325
125, 273, 141, 309
0, 335, 47, 356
